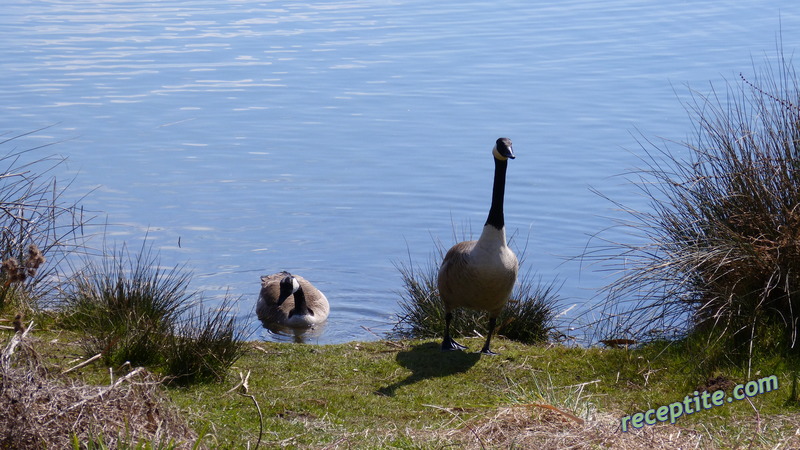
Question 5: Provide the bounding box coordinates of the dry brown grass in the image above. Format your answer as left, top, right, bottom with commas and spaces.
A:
438, 407, 697, 449
0, 325, 200, 449
426, 405, 800, 449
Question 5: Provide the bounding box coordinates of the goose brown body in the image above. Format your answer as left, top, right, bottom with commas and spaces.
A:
256, 272, 330, 328
438, 137, 519, 354
438, 229, 518, 317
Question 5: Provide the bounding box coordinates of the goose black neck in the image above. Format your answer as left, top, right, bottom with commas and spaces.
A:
290, 286, 310, 316
484, 157, 508, 230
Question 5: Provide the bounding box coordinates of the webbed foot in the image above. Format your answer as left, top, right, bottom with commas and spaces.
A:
442, 336, 467, 351
479, 347, 499, 356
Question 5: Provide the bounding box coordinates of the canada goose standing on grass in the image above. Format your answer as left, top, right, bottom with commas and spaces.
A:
256, 272, 330, 328
438, 137, 519, 355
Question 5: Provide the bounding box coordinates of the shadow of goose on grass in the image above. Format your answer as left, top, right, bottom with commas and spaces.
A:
377, 341, 481, 397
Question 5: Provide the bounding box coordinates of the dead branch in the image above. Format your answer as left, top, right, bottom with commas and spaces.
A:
228, 370, 263, 449
225, 369, 251, 395
1, 320, 33, 370
60, 353, 102, 375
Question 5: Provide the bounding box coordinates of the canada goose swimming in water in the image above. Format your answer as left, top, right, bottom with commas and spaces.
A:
438, 137, 519, 355
256, 271, 330, 328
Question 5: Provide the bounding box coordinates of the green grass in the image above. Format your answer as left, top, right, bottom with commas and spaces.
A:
4, 326, 799, 448
160, 338, 798, 448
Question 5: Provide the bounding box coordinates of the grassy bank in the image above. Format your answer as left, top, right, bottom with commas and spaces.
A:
171, 339, 800, 448
5, 324, 798, 449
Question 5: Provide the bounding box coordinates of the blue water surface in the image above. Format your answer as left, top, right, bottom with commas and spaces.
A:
1, 0, 799, 343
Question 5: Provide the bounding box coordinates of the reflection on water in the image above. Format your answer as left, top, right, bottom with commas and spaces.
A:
259, 320, 328, 344
1, 0, 798, 344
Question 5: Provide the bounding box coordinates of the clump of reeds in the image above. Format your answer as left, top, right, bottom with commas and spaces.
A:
390, 235, 561, 344
0, 127, 92, 314
164, 295, 248, 385
60, 243, 193, 367
59, 242, 248, 381
588, 50, 800, 363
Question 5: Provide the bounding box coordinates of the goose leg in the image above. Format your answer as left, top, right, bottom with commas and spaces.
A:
479, 317, 499, 355
442, 312, 467, 351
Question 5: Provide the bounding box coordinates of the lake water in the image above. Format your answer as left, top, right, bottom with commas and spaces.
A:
2, 0, 799, 344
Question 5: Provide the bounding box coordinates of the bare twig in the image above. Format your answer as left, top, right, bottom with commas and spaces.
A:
744, 396, 762, 434
242, 393, 263, 449
228, 370, 263, 449
360, 325, 383, 340
225, 369, 251, 395
1, 321, 33, 370
60, 353, 102, 375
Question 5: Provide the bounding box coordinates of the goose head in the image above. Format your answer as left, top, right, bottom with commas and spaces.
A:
492, 137, 515, 161
276, 271, 300, 305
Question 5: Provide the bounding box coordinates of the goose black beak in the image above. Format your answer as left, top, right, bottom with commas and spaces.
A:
500, 146, 515, 160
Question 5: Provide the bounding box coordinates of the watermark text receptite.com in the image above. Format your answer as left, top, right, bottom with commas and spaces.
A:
620, 375, 778, 432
